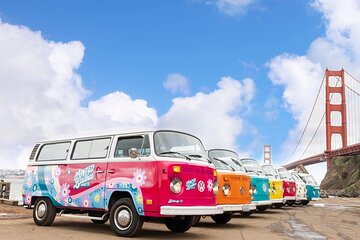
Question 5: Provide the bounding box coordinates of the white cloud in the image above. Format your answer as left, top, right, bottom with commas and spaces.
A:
163, 73, 191, 95
0, 22, 157, 169
158, 76, 255, 152
214, 0, 255, 16
267, 0, 360, 182
0, 21, 257, 170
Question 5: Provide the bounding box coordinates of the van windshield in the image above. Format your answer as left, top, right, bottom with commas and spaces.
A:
154, 131, 207, 162
262, 165, 278, 177
305, 175, 318, 185
208, 150, 246, 172
277, 168, 292, 180
240, 159, 263, 173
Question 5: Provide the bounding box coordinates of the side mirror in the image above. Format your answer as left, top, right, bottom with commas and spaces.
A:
129, 148, 139, 159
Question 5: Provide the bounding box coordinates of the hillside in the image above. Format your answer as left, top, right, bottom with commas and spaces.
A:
320, 155, 360, 197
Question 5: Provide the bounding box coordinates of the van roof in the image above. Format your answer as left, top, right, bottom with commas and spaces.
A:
36, 128, 200, 144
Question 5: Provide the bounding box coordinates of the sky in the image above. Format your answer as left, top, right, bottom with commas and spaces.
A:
1, 0, 360, 183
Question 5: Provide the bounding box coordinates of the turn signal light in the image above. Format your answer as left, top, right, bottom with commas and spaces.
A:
173, 166, 181, 173
224, 176, 229, 181
214, 170, 217, 177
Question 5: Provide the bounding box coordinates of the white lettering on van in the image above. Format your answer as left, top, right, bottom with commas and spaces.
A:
73, 165, 95, 189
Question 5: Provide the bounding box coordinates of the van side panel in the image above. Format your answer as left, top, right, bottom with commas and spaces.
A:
104, 161, 159, 216
23, 163, 107, 209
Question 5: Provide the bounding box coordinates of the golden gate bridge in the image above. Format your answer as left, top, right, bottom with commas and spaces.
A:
282, 69, 360, 170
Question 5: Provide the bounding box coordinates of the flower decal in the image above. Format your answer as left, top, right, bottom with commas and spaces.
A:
82, 197, 90, 208
136, 193, 143, 204
94, 193, 101, 203
60, 183, 70, 198
55, 166, 61, 176
133, 169, 147, 187
26, 178, 33, 189
207, 179, 213, 192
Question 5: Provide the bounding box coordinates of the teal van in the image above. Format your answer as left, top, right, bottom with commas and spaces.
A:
298, 173, 320, 204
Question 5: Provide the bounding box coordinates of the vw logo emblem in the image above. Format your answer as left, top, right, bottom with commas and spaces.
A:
198, 181, 205, 192
240, 186, 245, 194
262, 183, 267, 192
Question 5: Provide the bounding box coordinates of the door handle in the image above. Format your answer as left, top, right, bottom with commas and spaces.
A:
95, 170, 104, 174
107, 169, 116, 174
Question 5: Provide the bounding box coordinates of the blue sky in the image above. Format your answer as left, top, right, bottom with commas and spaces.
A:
2, 0, 358, 178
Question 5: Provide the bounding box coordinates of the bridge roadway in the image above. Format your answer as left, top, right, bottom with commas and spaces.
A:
1, 198, 360, 239
283, 142, 360, 170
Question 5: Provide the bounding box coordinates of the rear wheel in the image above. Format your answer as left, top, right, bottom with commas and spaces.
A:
164, 216, 194, 233
211, 213, 233, 224
257, 205, 268, 212
109, 198, 143, 237
33, 198, 56, 226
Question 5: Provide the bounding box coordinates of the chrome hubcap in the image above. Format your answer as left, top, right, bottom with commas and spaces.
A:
115, 206, 132, 230
37, 201, 46, 219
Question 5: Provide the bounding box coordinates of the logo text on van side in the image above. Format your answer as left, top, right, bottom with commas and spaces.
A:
74, 164, 95, 189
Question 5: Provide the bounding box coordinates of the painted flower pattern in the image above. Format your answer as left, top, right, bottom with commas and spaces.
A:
25, 178, 33, 189
60, 183, 70, 198
133, 169, 147, 187
207, 179, 213, 192
55, 166, 61, 176
136, 193, 143, 204
94, 193, 101, 203
82, 197, 90, 208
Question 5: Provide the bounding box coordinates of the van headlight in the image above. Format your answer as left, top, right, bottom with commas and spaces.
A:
222, 184, 231, 196
170, 178, 182, 194
213, 180, 219, 195
249, 185, 257, 195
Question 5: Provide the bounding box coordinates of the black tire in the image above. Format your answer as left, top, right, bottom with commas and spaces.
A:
109, 198, 144, 237
240, 211, 253, 217
286, 200, 295, 206
301, 200, 310, 205
164, 216, 194, 233
33, 198, 56, 226
257, 205, 268, 212
211, 213, 233, 224
273, 203, 283, 209
192, 216, 201, 226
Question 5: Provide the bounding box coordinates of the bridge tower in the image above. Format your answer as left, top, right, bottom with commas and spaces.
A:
325, 69, 347, 168
263, 144, 271, 165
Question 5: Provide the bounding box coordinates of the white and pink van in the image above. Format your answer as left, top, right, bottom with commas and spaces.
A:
22, 130, 222, 237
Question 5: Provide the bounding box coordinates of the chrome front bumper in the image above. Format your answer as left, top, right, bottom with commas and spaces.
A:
160, 206, 223, 216
252, 200, 272, 206
311, 197, 321, 201
218, 203, 256, 212
271, 198, 284, 204
283, 196, 296, 201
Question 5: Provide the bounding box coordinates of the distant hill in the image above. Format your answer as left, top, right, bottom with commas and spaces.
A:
320, 155, 360, 197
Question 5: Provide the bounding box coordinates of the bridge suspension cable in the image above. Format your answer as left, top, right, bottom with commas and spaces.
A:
288, 73, 326, 162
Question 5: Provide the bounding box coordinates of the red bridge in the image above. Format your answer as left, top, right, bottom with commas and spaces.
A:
283, 69, 360, 170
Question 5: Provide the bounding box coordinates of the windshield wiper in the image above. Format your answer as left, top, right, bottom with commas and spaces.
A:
213, 157, 235, 171
158, 151, 191, 161
188, 154, 212, 163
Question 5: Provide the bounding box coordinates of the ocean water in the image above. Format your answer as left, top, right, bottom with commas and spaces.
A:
3, 178, 24, 203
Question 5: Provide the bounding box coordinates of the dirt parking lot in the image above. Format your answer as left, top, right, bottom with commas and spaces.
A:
0, 198, 359, 240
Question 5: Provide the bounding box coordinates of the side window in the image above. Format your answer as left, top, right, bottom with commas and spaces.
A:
114, 135, 150, 158
37, 142, 71, 161
72, 138, 111, 160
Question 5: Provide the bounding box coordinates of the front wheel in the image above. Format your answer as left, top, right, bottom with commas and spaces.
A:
240, 211, 253, 217
286, 200, 295, 206
211, 213, 233, 224
301, 200, 310, 205
164, 216, 194, 232
33, 198, 56, 226
273, 203, 283, 209
257, 205, 268, 212
109, 198, 143, 237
